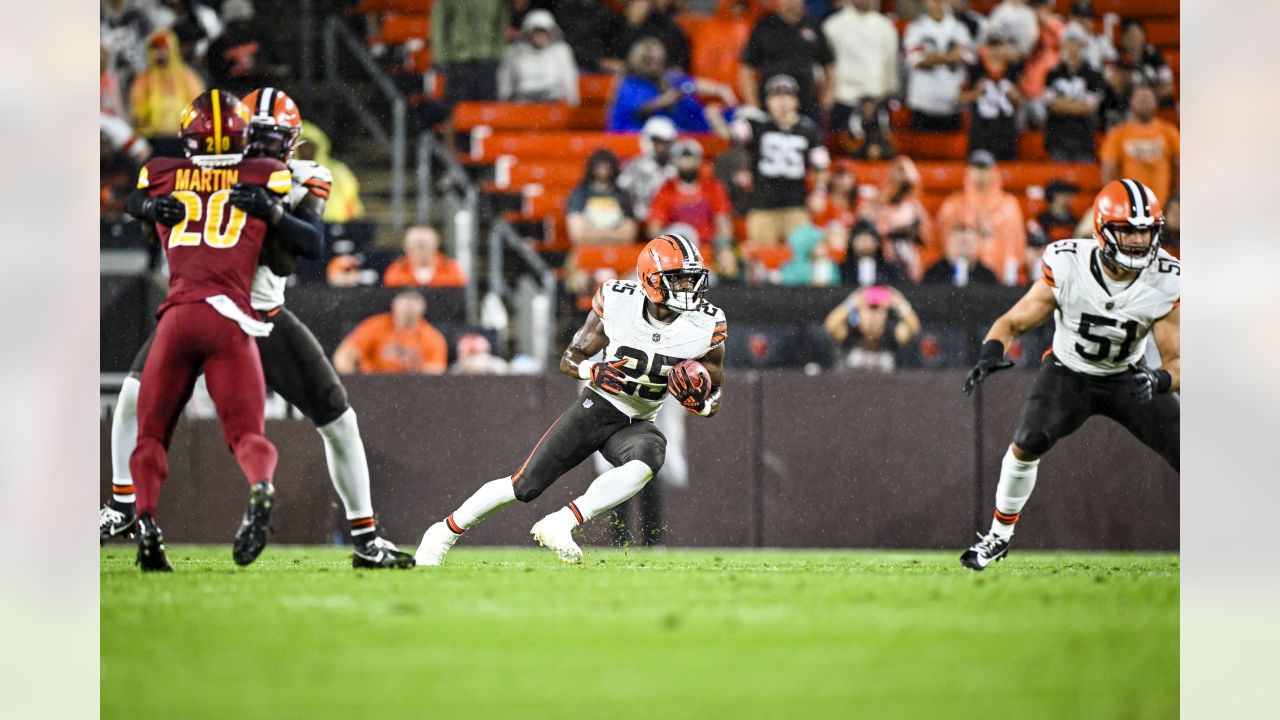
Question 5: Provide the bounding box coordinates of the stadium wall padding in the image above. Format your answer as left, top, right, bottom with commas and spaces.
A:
99, 372, 1179, 550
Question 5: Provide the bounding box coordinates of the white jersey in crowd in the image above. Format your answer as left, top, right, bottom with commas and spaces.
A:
592, 279, 727, 420
1042, 238, 1180, 376
249, 159, 333, 311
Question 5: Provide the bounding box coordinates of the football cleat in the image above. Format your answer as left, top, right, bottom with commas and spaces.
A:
531, 511, 583, 564
232, 481, 275, 566
413, 521, 459, 567
960, 532, 1011, 571
353, 536, 415, 569
135, 514, 173, 572
100, 500, 137, 545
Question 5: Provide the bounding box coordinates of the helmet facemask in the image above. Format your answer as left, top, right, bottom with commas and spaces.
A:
1100, 221, 1161, 271
652, 268, 709, 312
247, 121, 300, 162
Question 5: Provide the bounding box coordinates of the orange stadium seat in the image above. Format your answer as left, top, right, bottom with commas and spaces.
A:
742, 245, 794, 271
680, 17, 751, 90
1145, 20, 1179, 49
469, 132, 729, 165
496, 161, 584, 190
579, 75, 618, 106
895, 132, 968, 161
572, 244, 647, 274
359, 0, 433, 13
371, 13, 429, 45
453, 103, 608, 132
1092, 0, 1179, 19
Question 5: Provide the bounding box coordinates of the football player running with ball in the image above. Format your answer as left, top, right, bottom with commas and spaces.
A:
415, 234, 727, 564
960, 179, 1180, 570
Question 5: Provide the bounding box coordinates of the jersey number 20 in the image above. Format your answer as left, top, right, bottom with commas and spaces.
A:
167, 189, 248, 249
1075, 313, 1140, 362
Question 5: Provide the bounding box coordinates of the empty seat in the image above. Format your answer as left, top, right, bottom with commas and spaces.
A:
453, 103, 607, 133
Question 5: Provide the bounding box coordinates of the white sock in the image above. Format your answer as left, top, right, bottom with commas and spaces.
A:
316, 408, 374, 520
447, 477, 518, 534
109, 377, 140, 503
989, 446, 1040, 539
568, 460, 655, 525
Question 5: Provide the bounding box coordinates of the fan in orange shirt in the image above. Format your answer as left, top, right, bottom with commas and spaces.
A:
382, 225, 468, 288
333, 290, 448, 375
1100, 84, 1179, 203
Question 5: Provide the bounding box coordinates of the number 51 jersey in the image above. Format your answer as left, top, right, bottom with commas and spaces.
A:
1042, 239, 1180, 376
592, 279, 727, 420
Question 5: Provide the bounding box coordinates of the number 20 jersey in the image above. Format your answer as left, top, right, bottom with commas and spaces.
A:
1042, 239, 1180, 376
593, 279, 727, 420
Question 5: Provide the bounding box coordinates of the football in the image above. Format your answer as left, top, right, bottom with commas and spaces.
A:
669, 358, 711, 398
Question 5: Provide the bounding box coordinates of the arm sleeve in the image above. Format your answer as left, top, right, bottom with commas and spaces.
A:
124, 187, 153, 221
272, 200, 325, 260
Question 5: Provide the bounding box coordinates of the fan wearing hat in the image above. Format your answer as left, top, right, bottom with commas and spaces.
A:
1043, 23, 1105, 162
497, 10, 580, 105
618, 117, 679, 219
725, 74, 830, 249
934, 150, 1028, 286
646, 140, 736, 275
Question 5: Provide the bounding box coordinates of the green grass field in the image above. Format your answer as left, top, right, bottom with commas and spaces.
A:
101, 546, 1178, 719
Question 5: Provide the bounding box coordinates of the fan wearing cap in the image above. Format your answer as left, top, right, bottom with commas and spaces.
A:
823, 284, 921, 372
497, 10, 580, 105
1043, 23, 1105, 162
646, 140, 735, 273
128, 28, 207, 140
934, 150, 1028, 285
618, 117, 679, 219
725, 74, 830, 249
959, 179, 1180, 571
414, 234, 726, 566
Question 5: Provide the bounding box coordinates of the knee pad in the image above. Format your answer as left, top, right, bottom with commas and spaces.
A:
631, 435, 667, 475
512, 476, 544, 504
1014, 430, 1053, 457
310, 382, 350, 427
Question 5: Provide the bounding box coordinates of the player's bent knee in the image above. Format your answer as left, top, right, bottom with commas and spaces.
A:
1012, 432, 1051, 458
630, 436, 667, 476
512, 476, 546, 504
309, 383, 350, 427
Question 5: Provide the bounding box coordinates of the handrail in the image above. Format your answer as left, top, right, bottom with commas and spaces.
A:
322, 15, 405, 232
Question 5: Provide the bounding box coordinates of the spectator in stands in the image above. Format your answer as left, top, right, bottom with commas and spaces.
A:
839, 219, 908, 288
958, 30, 1024, 161
1065, 1, 1116, 72
383, 225, 468, 288
1043, 24, 1104, 162
810, 162, 859, 231
859, 156, 932, 281
839, 99, 896, 160
555, 0, 621, 72
1036, 180, 1080, 243
1100, 84, 1179, 203
160, 0, 222, 67
610, 0, 692, 73
498, 10, 580, 105
566, 149, 638, 246
433, 0, 509, 104
1116, 19, 1175, 105
206, 0, 284, 98
101, 47, 125, 119
327, 255, 363, 288
129, 29, 205, 141
606, 38, 735, 133
904, 0, 975, 132
647, 140, 735, 267
780, 223, 839, 287
739, 0, 835, 121
986, 0, 1038, 58
102, 0, 152, 83
619, 117, 678, 219
450, 333, 509, 375
935, 150, 1028, 286
1018, 0, 1066, 115
1097, 61, 1133, 132
297, 121, 365, 223
921, 223, 1000, 286
824, 285, 921, 372
951, 0, 986, 43
730, 74, 830, 249
823, 0, 899, 147
332, 290, 448, 375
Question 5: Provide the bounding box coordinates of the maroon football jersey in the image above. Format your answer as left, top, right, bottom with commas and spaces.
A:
137, 156, 292, 317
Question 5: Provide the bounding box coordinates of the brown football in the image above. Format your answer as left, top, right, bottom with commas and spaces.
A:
668, 359, 711, 397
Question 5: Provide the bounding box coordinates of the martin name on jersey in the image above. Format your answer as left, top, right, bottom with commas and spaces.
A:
1042, 238, 1180, 375
593, 278, 727, 420
249, 159, 334, 311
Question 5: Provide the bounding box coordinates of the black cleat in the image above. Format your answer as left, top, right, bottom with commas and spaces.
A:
100, 500, 137, 545
960, 532, 1011, 571
135, 514, 173, 572
352, 537, 416, 569
232, 481, 275, 566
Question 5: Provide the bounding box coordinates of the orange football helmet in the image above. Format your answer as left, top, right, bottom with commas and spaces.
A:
636, 234, 709, 312
1092, 179, 1164, 271
179, 89, 251, 166
242, 87, 303, 161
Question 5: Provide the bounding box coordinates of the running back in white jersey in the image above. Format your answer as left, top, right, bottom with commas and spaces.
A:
1042, 238, 1180, 376
250, 159, 333, 311
594, 279, 727, 420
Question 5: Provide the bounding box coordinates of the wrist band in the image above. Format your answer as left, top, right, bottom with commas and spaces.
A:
577, 362, 593, 381
1154, 369, 1173, 394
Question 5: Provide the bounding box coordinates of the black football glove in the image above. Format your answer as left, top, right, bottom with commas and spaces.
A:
589, 359, 629, 396
1129, 364, 1173, 404
229, 182, 283, 222
963, 340, 1015, 396
143, 194, 186, 227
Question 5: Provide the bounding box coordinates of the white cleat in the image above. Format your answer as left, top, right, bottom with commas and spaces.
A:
531, 511, 582, 564
414, 521, 459, 567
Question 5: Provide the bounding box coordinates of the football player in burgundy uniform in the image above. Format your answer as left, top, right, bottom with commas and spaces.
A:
122, 89, 324, 571
102, 88, 413, 568
414, 235, 728, 565
959, 179, 1180, 570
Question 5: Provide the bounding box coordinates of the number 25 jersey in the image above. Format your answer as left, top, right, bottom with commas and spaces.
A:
1042, 239, 1180, 376
593, 279, 727, 420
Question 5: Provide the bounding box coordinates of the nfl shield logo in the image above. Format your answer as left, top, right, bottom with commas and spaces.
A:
583, 398, 594, 408
652, 333, 662, 343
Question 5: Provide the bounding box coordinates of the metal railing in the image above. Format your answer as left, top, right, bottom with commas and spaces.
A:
322, 15, 406, 232
488, 220, 558, 367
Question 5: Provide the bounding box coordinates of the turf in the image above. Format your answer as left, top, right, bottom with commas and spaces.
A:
101, 546, 1177, 719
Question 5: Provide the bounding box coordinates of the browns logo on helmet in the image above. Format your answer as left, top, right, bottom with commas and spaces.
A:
1092, 179, 1165, 272
178, 89, 251, 167
242, 87, 303, 162
636, 234, 709, 312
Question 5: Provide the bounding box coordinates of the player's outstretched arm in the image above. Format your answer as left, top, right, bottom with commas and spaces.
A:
964, 281, 1057, 395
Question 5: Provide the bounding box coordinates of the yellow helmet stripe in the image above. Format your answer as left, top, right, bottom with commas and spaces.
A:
211, 89, 223, 154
